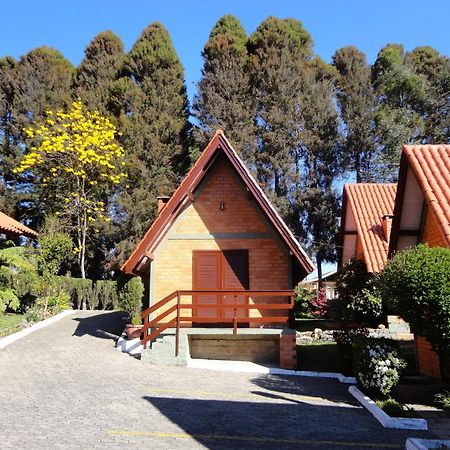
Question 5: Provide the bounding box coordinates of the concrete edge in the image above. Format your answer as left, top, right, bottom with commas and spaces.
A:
0, 309, 76, 350
116, 332, 143, 356
348, 386, 428, 430
186, 359, 357, 384
406, 438, 450, 450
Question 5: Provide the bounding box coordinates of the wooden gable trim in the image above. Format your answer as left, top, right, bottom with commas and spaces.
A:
121, 130, 314, 275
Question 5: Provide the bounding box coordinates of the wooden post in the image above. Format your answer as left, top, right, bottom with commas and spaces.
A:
143, 314, 148, 349
233, 304, 237, 335
175, 291, 181, 356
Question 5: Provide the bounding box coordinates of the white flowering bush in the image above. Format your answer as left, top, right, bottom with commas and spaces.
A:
353, 337, 406, 397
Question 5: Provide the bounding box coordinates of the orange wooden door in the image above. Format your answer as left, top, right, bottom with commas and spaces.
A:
193, 250, 249, 321
193, 251, 221, 319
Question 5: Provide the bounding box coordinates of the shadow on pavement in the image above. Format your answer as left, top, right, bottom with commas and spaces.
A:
72, 311, 128, 341
141, 394, 426, 450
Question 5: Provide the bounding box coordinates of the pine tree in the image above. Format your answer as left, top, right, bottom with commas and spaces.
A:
17, 46, 74, 125
296, 59, 342, 285
193, 15, 256, 161
372, 44, 427, 180
112, 23, 190, 267
13, 47, 74, 225
333, 46, 378, 182
405, 46, 450, 144
74, 31, 125, 115
0, 56, 21, 217
248, 17, 313, 218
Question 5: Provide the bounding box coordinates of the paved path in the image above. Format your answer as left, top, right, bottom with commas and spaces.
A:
0, 311, 431, 449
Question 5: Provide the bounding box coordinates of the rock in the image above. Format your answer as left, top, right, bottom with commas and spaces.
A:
312, 328, 323, 339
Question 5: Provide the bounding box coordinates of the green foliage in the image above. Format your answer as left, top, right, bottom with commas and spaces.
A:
353, 336, 406, 397
333, 326, 369, 375
294, 285, 315, 318
376, 244, 450, 352
37, 216, 73, 276
375, 398, 417, 418
332, 258, 382, 325
94, 280, 119, 310
193, 15, 256, 162
434, 391, 450, 414
333, 46, 378, 183
118, 276, 144, 323
0, 245, 37, 313
74, 31, 125, 115
112, 22, 190, 270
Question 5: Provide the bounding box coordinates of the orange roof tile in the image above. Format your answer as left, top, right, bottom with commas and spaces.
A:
343, 183, 397, 273
402, 144, 450, 247
0, 211, 38, 238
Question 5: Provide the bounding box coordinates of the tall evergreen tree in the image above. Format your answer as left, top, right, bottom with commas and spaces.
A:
17, 46, 74, 126
296, 59, 342, 284
112, 23, 190, 267
248, 17, 313, 218
0, 57, 21, 217
333, 46, 378, 182
405, 46, 450, 144
193, 15, 256, 161
372, 44, 427, 180
74, 31, 125, 115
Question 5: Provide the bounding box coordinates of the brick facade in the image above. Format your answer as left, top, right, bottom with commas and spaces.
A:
279, 330, 297, 369
421, 207, 447, 247
416, 335, 441, 380
150, 158, 290, 324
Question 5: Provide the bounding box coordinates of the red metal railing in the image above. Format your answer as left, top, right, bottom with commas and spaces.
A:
140, 290, 295, 356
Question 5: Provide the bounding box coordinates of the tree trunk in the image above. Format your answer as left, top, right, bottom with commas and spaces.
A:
317, 256, 323, 289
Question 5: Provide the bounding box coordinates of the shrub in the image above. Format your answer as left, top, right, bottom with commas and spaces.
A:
310, 288, 328, 318
294, 285, 315, 318
332, 258, 382, 325
434, 391, 450, 414
375, 398, 417, 418
353, 336, 406, 397
376, 244, 450, 352
95, 280, 118, 310
118, 277, 144, 325
333, 326, 369, 375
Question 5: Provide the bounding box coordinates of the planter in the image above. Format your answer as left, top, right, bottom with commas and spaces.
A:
125, 324, 143, 340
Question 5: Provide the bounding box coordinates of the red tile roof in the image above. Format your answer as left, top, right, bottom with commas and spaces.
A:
0, 211, 38, 238
343, 183, 397, 273
402, 144, 450, 246
121, 130, 315, 276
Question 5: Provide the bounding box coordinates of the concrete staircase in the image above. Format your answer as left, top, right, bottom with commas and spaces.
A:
140, 329, 189, 365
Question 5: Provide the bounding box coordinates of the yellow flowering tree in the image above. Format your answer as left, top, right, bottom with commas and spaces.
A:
14, 99, 127, 278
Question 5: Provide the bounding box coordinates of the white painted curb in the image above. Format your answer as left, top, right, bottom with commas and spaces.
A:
0, 309, 76, 350
406, 438, 450, 450
116, 332, 143, 356
187, 359, 357, 383
348, 385, 428, 430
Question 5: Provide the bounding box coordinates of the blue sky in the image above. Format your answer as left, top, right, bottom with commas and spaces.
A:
2, 1, 449, 102
2, 1, 448, 278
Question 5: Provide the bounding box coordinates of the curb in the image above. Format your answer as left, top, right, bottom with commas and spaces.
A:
116, 332, 143, 356
348, 385, 428, 430
406, 438, 450, 449
0, 310, 76, 350
187, 359, 357, 384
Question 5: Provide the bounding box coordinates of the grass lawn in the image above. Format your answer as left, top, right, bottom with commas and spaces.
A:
297, 342, 341, 373
0, 313, 25, 337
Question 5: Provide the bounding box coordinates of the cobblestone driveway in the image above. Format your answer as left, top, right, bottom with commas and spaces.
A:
0, 311, 431, 449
